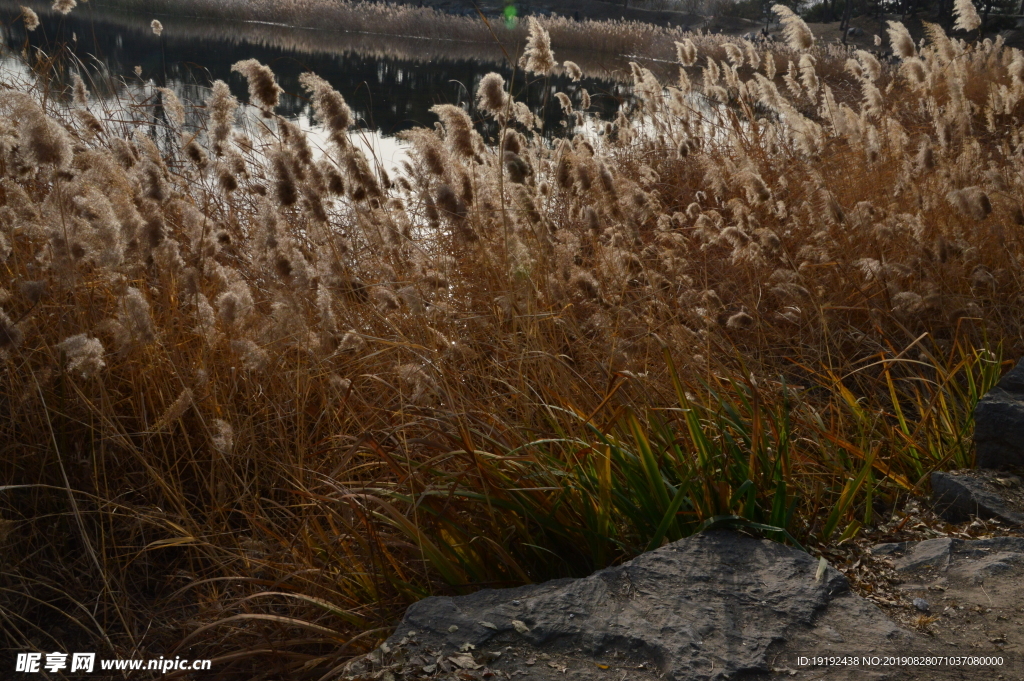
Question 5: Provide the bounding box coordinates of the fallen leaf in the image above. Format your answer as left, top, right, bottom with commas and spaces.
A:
450, 654, 481, 670
815, 556, 828, 582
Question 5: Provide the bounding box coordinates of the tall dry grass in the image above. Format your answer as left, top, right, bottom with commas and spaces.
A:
1, 6, 1023, 679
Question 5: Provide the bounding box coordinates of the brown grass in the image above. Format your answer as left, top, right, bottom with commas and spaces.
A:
1, 8, 1023, 680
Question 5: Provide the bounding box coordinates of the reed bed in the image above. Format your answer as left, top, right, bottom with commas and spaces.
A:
17, 0, 707, 68
1, 3, 1022, 679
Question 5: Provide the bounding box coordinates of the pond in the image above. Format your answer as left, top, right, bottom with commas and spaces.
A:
0, 1, 633, 165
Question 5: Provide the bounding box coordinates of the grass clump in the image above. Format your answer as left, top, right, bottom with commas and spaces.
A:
1, 6, 1023, 678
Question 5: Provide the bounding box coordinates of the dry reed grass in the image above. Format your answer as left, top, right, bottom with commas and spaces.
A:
2, 6, 1023, 680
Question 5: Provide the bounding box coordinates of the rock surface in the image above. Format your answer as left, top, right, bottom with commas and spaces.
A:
374, 531, 858, 680
973, 358, 1024, 470
930, 469, 1024, 526
340, 531, 1019, 681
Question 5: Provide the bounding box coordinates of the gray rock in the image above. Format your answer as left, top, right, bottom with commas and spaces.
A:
386, 532, 848, 679
912, 598, 930, 612
868, 541, 909, 556
973, 358, 1024, 470
872, 535, 1024, 574
883, 537, 953, 572
930, 470, 1024, 526
346, 531, 923, 681
951, 553, 1023, 584
846, 26, 865, 36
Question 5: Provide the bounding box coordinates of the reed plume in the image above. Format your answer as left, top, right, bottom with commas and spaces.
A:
231, 59, 284, 111
953, 0, 981, 32
521, 17, 555, 75
21, 6, 39, 30
773, 5, 814, 51
476, 72, 509, 119
57, 334, 105, 378
886, 21, 916, 59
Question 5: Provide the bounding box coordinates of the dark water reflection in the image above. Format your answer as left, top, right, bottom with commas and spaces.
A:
0, 3, 631, 141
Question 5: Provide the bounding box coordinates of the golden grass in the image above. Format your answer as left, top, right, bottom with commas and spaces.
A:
1, 9, 1023, 679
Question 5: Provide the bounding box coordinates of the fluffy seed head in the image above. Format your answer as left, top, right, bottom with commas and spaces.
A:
52, 0, 76, 14
799, 54, 819, 95
211, 420, 234, 455
520, 17, 555, 75
901, 59, 928, 88
563, 61, 583, 81
5, 93, 73, 169
207, 80, 238, 155
726, 310, 754, 329
743, 172, 771, 204
396, 363, 435, 405
58, 334, 105, 378
953, 0, 981, 32
329, 373, 352, 391
676, 39, 698, 66
1008, 52, 1024, 84
891, 291, 923, 315
476, 72, 508, 116
271, 150, 298, 207
151, 19, 163, 36
555, 92, 573, 115
570, 270, 601, 299
886, 21, 916, 59
71, 74, 89, 108
773, 5, 814, 50
21, 7, 40, 31
947, 187, 991, 220
430, 104, 475, 157
230, 339, 269, 372
724, 43, 744, 67
216, 280, 254, 327
436, 183, 467, 222
299, 72, 352, 141
156, 87, 185, 127
855, 50, 882, 82
231, 59, 284, 111
339, 330, 366, 353
504, 151, 531, 184
120, 287, 156, 343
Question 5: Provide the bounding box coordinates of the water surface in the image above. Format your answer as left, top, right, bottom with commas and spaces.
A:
0, 2, 631, 157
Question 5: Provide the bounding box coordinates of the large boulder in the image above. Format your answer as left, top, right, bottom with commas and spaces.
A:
342, 531, 922, 681
973, 359, 1024, 470
930, 470, 1024, 526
